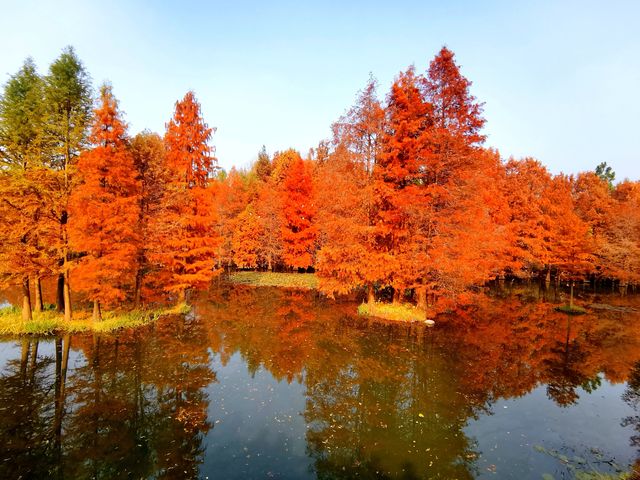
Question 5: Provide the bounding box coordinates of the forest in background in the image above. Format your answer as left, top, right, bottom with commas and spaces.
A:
1, 46, 639, 323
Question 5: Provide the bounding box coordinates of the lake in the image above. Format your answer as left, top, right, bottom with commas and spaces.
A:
0, 285, 638, 479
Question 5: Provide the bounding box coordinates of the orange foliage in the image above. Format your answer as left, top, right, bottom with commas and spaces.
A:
315, 77, 384, 296
232, 204, 263, 268
2, 45, 640, 318
68, 85, 139, 312
152, 91, 221, 297
280, 155, 317, 269
374, 66, 430, 294
601, 181, 640, 284
130, 131, 167, 304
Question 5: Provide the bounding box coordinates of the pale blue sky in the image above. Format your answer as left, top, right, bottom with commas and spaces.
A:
2, 0, 639, 179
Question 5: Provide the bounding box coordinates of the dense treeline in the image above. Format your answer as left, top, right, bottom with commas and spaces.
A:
215, 48, 640, 306
1, 46, 639, 322
0, 47, 218, 322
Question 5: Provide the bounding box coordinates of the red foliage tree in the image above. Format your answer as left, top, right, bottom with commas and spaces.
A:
68, 84, 140, 320
504, 158, 556, 278
0, 169, 58, 320
130, 131, 167, 305
374, 66, 430, 302
280, 154, 317, 270
601, 181, 640, 288
547, 174, 593, 305
232, 204, 263, 269
216, 167, 252, 270
419, 48, 510, 304
254, 176, 283, 271
316, 77, 385, 299
153, 91, 221, 300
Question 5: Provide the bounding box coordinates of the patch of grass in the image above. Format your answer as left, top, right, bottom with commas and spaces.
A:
358, 301, 429, 323
0, 302, 190, 336
228, 271, 318, 290
555, 304, 588, 315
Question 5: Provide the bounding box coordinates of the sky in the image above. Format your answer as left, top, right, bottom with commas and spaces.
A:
1, 0, 639, 179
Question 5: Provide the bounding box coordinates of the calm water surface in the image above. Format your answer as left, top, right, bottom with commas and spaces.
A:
0, 286, 639, 479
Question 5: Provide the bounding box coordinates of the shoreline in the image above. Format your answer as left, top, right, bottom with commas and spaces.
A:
0, 302, 190, 336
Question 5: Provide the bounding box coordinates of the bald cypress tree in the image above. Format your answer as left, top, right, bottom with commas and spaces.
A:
0, 58, 55, 320
0, 57, 46, 170
152, 91, 221, 301
43, 46, 92, 321
68, 84, 140, 321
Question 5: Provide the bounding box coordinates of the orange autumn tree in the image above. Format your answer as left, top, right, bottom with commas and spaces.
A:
232, 204, 263, 269
68, 84, 140, 321
601, 181, 640, 288
254, 176, 283, 271
0, 58, 58, 321
154, 91, 220, 300
375, 66, 431, 303
0, 170, 58, 321
572, 171, 612, 277
421, 47, 508, 302
217, 167, 252, 270
547, 174, 593, 306
316, 76, 385, 300
504, 158, 556, 279
280, 154, 317, 270
130, 131, 167, 305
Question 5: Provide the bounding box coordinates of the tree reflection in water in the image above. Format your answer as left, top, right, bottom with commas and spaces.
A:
0, 313, 214, 479
201, 287, 640, 479
0, 286, 638, 479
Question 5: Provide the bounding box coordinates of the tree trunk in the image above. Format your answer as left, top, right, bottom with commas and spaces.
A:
569, 281, 574, 309
367, 284, 375, 305
20, 339, 29, 380
34, 277, 44, 312
56, 273, 65, 312
392, 288, 402, 305
544, 268, 551, 285
133, 268, 143, 308
61, 334, 70, 399
29, 340, 38, 380
21, 277, 32, 322
177, 289, 187, 304
416, 286, 427, 310
53, 338, 63, 470
92, 300, 102, 322
63, 271, 72, 321
620, 281, 628, 296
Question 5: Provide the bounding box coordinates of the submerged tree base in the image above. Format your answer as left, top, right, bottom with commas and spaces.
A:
0, 302, 190, 336
555, 304, 588, 315
358, 301, 430, 323
228, 271, 318, 290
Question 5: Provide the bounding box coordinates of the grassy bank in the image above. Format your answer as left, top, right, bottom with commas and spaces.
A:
0, 302, 190, 336
358, 301, 430, 323
228, 271, 318, 290
555, 304, 588, 315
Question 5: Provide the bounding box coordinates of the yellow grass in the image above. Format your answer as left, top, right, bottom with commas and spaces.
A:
358, 301, 429, 323
0, 302, 190, 336
228, 271, 318, 289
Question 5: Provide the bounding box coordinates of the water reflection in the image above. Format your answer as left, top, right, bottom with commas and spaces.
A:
0, 315, 214, 479
0, 286, 638, 478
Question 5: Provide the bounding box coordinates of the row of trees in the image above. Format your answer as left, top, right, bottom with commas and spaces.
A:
217, 48, 640, 307
0, 47, 219, 321
1, 46, 639, 321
